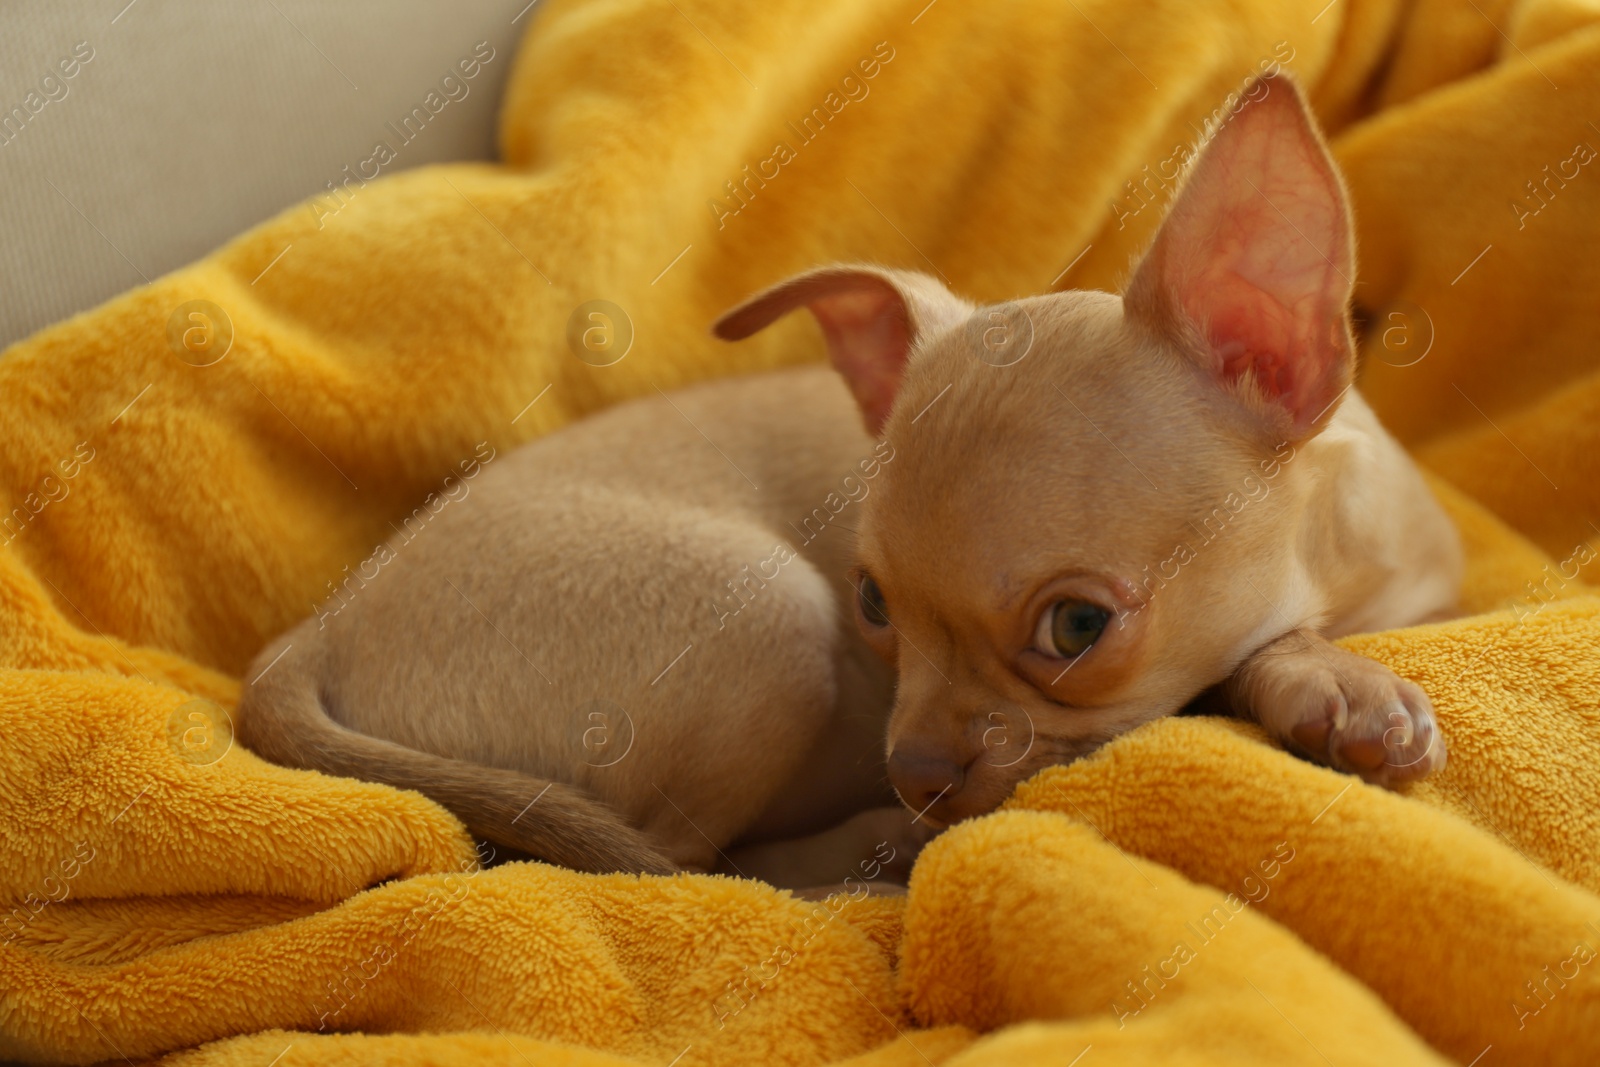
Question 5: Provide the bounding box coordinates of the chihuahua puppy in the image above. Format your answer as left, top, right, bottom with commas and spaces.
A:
237, 73, 1459, 881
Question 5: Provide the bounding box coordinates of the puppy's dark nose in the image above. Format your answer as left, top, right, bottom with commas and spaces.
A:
888, 747, 966, 815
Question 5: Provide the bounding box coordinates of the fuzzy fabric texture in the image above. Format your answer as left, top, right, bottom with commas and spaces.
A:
2, 0, 1598, 1063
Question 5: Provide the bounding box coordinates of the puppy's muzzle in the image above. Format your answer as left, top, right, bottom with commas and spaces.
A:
888, 745, 969, 818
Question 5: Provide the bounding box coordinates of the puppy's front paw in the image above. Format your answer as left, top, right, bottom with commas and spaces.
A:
1233, 631, 1446, 787
839, 805, 939, 883
1284, 666, 1445, 786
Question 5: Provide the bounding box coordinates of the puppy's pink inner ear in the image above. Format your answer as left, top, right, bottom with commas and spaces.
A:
809, 286, 911, 435
1130, 78, 1354, 439
714, 266, 967, 435
1180, 198, 1345, 410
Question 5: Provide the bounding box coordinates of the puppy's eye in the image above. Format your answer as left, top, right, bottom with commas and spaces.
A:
1034, 599, 1109, 659
856, 574, 890, 628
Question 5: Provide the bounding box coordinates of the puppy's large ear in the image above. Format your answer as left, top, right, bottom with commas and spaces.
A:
713, 266, 971, 435
1125, 74, 1354, 442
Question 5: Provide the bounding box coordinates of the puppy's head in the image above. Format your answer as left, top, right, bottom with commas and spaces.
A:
714, 74, 1356, 825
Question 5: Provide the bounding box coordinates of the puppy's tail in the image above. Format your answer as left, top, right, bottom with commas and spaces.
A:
234, 640, 677, 876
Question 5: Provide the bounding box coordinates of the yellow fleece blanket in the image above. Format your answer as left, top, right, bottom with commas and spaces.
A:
3, 0, 1599, 1063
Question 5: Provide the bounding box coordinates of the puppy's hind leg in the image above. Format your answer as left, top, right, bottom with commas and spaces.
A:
571, 513, 871, 872
718, 806, 936, 893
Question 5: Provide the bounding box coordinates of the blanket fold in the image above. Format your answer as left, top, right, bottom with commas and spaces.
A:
2, 0, 1597, 1063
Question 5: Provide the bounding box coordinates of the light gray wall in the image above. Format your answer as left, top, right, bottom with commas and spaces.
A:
0, 1, 539, 349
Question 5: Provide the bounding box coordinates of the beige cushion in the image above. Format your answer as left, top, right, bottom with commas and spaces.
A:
0, 1, 533, 349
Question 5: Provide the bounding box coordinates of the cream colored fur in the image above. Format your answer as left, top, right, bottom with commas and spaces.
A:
237, 73, 1460, 877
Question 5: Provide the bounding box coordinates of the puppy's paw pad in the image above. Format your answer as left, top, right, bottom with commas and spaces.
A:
1356, 698, 1445, 784
1276, 663, 1446, 787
